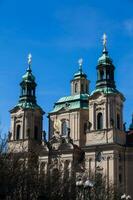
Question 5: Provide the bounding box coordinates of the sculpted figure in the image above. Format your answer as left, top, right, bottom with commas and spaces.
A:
54, 118, 61, 135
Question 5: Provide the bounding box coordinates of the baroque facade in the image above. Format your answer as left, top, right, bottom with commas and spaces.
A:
8, 37, 133, 197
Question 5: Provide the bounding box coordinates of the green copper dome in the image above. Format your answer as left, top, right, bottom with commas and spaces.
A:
74, 70, 87, 79
98, 49, 113, 65
91, 87, 118, 95
22, 67, 35, 82
96, 39, 116, 90
19, 58, 37, 106
73, 59, 87, 79
10, 54, 44, 114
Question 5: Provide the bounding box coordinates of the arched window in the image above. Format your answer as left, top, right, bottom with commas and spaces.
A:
34, 126, 38, 140
31, 89, 35, 96
27, 128, 30, 138
84, 122, 87, 133
40, 162, 45, 174
97, 113, 103, 130
86, 84, 88, 93
52, 168, 60, 183
16, 125, 21, 140
75, 83, 78, 93
117, 114, 120, 129
29, 89, 31, 95
100, 70, 104, 80
106, 70, 110, 79
62, 121, 67, 136
81, 84, 84, 93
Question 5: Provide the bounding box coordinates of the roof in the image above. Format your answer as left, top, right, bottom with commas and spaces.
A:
50, 94, 89, 113
73, 71, 87, 79
91, 87, 118, 95
10, 102, 44, 114
90, 87, 125, 101
21, 67, 36, 85
98, 49, 113, 65
57, 94, 89, 103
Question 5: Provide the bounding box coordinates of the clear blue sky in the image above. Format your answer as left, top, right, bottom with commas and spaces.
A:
0, 0, 133, 134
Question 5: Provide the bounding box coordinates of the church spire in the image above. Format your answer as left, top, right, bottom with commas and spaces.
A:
9, 54, 44, 150
96, 33, 116, 90
18, 53, 37, 107
71, 58, 89, 95
73, 58, 87, 79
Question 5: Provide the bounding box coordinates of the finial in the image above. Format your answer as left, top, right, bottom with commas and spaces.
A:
78, 58, 83, 71
28, 53, 32, 67
102, 33, 107, 53
102, 33, 107, 47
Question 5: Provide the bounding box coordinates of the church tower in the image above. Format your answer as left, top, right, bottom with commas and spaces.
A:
71, 58, 89, 96
49, 59, 90, 146
84, 35, 127, 194
86, 34, 126, 146
8, 54, 44, 152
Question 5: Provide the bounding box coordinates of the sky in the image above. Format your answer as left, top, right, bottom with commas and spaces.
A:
0, 0, 133, 134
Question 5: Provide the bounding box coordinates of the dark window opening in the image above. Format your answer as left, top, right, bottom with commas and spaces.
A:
81, 84, 84, 93
29, 89, 31, 95
106, 70, 110, 79
27, 128, 30, 138
117, 114, 120, 129
22, 88, 26, 96
75, 83, 78, 93
40, 162, 45, 174
100, 70, 104, 80
31, 89, 34, 96
84, 122, 87, 133
119, 174, 122, 184
34, 126, 38, 140
86, 84, 88, 93
97, 113, 103, 130
52, 168, 60, 183
62, 121, 67, 136
16, 125, 21, 140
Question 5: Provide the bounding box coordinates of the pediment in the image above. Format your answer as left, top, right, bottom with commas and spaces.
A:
90, 91, 104, 100
56, 106, 71, 114
10, 106, 20, 113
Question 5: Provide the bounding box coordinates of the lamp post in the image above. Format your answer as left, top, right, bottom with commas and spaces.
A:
121, 193, 132, 200
76, 179, 94, 200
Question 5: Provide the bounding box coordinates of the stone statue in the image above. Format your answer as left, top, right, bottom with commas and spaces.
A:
54, 118, 61, 134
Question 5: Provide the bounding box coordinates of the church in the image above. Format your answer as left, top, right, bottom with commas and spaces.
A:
8, 34, 133, 197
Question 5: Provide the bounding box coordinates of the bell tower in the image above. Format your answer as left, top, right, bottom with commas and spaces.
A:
8, 54, 44, 152
49, 59, 90, 146
87, 34, 126, 145
96, 34, 116, 90
71, 58, 90, 95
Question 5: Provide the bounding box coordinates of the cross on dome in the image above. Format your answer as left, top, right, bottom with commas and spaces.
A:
78, 58, 83, 67
28, 53, 32, 66
102, 33, 107, 47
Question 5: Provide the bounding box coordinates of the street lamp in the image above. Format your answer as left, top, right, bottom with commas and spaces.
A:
76, 179, 94, 200
121, 193, 132, 200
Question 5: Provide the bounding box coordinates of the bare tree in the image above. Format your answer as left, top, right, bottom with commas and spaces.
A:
0, 133, 121, 200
